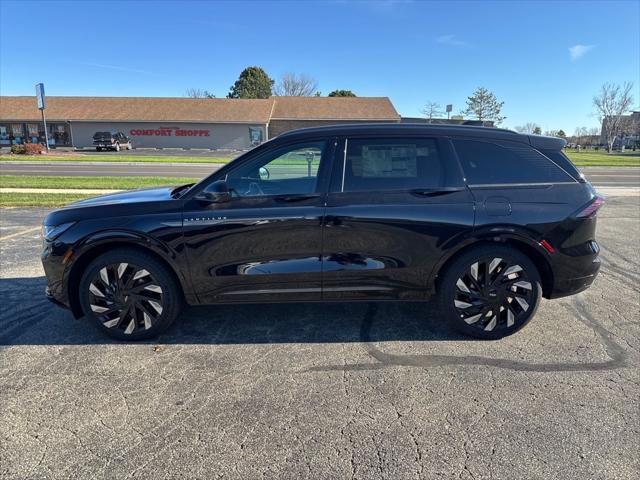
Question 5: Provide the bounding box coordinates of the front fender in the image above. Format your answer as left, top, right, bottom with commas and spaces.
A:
62, 229, 195, 317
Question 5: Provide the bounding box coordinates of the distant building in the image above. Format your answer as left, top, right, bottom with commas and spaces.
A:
0, 96, 400, 150
600, 111, 640, 149
401, 116, 495, 127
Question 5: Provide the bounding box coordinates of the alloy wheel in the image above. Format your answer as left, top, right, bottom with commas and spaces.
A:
453, 257, 534, 332
87, 263, 164, 334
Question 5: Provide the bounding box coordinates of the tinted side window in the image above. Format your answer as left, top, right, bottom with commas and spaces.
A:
540, 149, 583, 182
341, 138, 447, 192
453, 139, 574, 185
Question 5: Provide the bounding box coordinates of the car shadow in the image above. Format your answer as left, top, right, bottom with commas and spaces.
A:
0, 276, 467, 346
0, 276, 627, 374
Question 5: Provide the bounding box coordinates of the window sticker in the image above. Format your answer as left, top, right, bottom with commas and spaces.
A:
357, 144, 417, 178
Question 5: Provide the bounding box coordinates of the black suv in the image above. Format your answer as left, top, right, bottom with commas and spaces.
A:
42, 124, 603, 340
92, 131, 131, 151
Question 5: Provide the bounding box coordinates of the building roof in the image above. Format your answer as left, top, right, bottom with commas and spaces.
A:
0, 95, 399, 123
0, 96, 274, 123
270, 96, 399, 120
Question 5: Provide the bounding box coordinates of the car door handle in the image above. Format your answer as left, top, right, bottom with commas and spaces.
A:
410, 187, 466, 197
274, 194, 320, 202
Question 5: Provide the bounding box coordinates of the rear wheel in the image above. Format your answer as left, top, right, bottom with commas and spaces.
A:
114, 142, 120, 152
437, 245, 541, 339
96, 147, 102, 151
79, 248, 182, 340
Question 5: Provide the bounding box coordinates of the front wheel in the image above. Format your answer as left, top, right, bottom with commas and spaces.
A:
79, 248, 182, 340
114, 143, 120, 152
437, 245, 542, 339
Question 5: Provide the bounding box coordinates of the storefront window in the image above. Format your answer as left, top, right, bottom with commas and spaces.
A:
249, 126, 263, 146
0, 122, 71, 147
49, 123, 70, 146
27, 123, 39, 143
11, 124, 24, 144
0, 124, 10, 146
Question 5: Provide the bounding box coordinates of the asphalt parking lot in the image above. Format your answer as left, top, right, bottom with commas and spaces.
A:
1, 196, 639, 479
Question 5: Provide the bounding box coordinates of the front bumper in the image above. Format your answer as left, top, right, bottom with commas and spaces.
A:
46, 285, 69, 309
41, 240, 72, 310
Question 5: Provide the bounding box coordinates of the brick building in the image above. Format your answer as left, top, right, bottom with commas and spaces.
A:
0, 96, 400, 150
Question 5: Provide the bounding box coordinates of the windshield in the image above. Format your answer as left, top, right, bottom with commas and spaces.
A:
93, 132, 111, 139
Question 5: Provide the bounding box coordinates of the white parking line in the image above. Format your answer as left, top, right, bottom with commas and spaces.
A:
0, 226, 41, 242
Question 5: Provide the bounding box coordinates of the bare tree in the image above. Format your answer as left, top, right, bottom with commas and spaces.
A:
421, 101, 443, 122
593, 82, 634, 152
586, 127, 600, 147
274, 73, 318, 96
514, 122, 540, 134
185, 88, 215, 98
573, 126, 588, 146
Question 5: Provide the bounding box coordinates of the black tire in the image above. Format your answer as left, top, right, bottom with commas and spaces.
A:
114, 143, 120, 152
96, 147, 102, 152
437, 244, 542, 339
79, 248, 182, 340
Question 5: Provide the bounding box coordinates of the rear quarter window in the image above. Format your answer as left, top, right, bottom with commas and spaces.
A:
452, 138, 575, 185
540, 149, 584, 182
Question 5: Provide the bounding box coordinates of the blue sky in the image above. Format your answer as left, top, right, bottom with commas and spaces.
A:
1, 0, 638, 133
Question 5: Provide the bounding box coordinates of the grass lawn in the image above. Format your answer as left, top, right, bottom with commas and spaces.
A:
0, 192, 95, 207
0, 176, 199, 207
2, 150, 639, 167
563, 150, 639, 167
0, 154, 233, 164
0, 176, 198, 190
0, 150, 320, 166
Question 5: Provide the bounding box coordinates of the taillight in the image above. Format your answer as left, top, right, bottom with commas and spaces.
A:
576, 195, 605, 218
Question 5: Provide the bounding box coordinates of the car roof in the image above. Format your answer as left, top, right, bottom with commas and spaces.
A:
275, 123, 566, 150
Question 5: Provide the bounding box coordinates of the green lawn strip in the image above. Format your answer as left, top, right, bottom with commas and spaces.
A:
0, 176, 198, 190
3, 149, 638, 169
0, 154, 234, 164
0, 154, 314, 166
0, 192, 95, 207
564, 151, 640, 167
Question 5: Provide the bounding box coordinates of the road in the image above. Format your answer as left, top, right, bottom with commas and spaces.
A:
1, 161, 639, 187
0, 195, 638, 479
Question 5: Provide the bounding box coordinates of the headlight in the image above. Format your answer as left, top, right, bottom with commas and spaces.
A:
42, 222, 75, 241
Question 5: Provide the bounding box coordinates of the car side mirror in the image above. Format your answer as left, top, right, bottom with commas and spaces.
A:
195, 180, 231, 203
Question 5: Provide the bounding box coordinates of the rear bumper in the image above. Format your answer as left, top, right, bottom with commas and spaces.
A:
548, 256, 601, 299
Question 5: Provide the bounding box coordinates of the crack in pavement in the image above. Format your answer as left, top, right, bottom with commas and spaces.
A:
308, 295, 628, 374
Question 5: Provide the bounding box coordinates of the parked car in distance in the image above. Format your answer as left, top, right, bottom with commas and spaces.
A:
42, 124, 603, 340
92, 131, 131, 151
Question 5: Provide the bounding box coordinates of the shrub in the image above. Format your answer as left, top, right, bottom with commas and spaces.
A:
10, 144, 26, 154
10, 143, 45, 154
24, 143, 45, 155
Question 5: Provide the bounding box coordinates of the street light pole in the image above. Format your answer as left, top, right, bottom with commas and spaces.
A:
41, 107, 49, 152
35, 83, 49, 152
